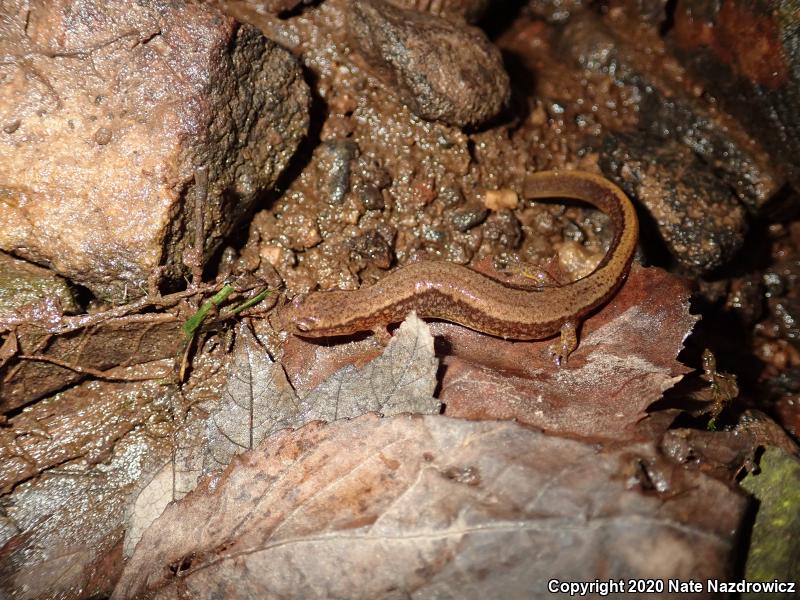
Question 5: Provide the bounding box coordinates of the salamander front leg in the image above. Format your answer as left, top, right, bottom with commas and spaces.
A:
548, 321, 578, 366
371, 324, 392, 345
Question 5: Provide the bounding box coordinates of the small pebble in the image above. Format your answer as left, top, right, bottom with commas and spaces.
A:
484, 188, 519, 211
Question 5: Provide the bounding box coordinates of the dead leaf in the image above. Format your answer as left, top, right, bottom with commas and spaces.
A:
0, 348, 229, 597
2, 314, 183, 412
439, 265, 696, 437
660, 410, 800, 481
114, 414, 747, 599
297, 312, 440, 421
0, 423, 174, 599
124, 418, 208, 559
206, 315, 438, 472
203, 322, 299, 473
123, 315, 439, 559
279, 330, 385, 397
0, 360, 175, 493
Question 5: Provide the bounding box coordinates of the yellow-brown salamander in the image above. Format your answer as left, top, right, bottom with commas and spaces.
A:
281, 170, 639, 362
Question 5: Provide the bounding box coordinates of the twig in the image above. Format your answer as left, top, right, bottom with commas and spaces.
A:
51, 285, 213, 335
185, 167, 208, 292
17, 354, 170, 382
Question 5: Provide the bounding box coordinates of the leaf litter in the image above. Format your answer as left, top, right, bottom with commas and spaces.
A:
124, 313, 440, 559
437, 265, 697, 437
1, 260, 766, 597
114, 414, 748, 599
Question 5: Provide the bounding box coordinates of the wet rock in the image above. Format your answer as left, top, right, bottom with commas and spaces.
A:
639, 91, 781, 214
357, 184, 386, 210
560, 13, 784, 213
282, 208, 324, 250
260, 0, 315, 14
0, 0, 309, 302
482, 210, 523, 250
450, 206, 489, 232
317, 140, 359, 204
763, 256, 800, 347
349, 229, 394, 268
438, 186, 465, 207
385, 0, 491, 22
725, 273, 766, 328
527, 0, 588, 23
670, 0, 800, 191
608, 0, 670, 28
347, 0, 510, 127
601, 134, 747, 273
0, 253, 78, 320
772, 299, 800, 344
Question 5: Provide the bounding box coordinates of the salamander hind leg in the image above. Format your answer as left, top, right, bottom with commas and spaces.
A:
548, 321, 578, 366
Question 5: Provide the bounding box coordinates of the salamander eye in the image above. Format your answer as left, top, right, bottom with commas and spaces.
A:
291, 293, 307, 308
295, 317, 318, 332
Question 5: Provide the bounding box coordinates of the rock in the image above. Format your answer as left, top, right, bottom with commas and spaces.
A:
316, 140, 359, 204
356, 184, 385, 210
347, 0, 510, 127
560, 12, 784, 213
481, 210, 522, 250
349, 229, 394, 268
670, 0, 800, 191
526, 0, 588, 23
384, 0, 491, 22
450, 206, 488, 232
607, 0, 670, 28
260, 0, 314, 13
0, 0, 309, 302
601, 134, 747, 273
0, 253, 78, 320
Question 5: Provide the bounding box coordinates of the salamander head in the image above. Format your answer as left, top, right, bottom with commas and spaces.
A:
279, 292, 351, 337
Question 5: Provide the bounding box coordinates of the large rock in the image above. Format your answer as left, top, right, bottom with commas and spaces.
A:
0, 0, 309, 301
670, 0, 800, 191
347, 0, 510, 128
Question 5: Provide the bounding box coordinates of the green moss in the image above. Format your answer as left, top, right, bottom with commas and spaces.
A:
741, 446, 800, 597
0, 253, 78, 318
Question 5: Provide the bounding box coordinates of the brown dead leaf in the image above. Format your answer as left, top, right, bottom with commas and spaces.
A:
439, 265, 696, 437
297, 312, 440, 421
0, 330, 17, 369
203, 322, 299, 473
661, 410, 800, 481
0, 360, 174, 493
114, 414, 747, 599
0, 342, 232, 598
124, 325, 294, 559
206, 315, 438, 472
280, 329, 384, 396
124, 316, 439, 559
124, 417, 209, 559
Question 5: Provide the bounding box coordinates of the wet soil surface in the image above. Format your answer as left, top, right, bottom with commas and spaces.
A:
1, 1, 799, 597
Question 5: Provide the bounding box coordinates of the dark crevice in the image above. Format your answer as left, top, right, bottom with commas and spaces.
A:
659, 0, 678, 37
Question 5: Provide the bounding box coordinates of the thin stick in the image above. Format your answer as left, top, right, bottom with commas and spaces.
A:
17, 354, 170, 382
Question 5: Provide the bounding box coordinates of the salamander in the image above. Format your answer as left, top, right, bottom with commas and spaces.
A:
280, 170, 638, 362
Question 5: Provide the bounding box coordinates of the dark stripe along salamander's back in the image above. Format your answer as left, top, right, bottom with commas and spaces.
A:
281, 170, 639, 362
